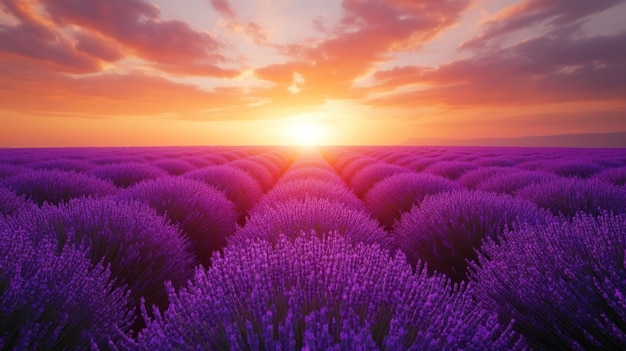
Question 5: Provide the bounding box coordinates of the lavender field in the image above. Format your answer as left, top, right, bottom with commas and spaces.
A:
1, 146, 625, 350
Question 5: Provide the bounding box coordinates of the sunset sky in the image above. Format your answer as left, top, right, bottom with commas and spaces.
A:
1, 0, 626, 146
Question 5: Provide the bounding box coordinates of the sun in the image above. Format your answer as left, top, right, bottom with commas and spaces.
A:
285, 120, 326, 147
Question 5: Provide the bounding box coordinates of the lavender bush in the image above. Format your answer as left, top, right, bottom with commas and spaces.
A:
3, 169, 118, 206
89, 162, 168, 188
118, 177, 237, 266
423, 161, 479, 180
29, 158, 94, 172
515, 177, 626, 217
247, 155, 284, 181
594, 166, 626, 186
364, 173, 461, 230
255, 178, 364, 211
393, 190, 550, 281
457, 167, 518, 190
339, 158, 379, 182
0, 229, 133, 350
541, 160, 603, 178
185, 166, 263, 222
136, 234, 522, 350
471, 213, 626, 350
150, 159, 195, 176
227, 159, 276, 191
476, 170, 558, 195
348, 163, 410, 198
0, 186, 35, 217
0, 164, 29, 180
230, 197, 391, 249
1, 199, 195, 322
279, 167, 344, 184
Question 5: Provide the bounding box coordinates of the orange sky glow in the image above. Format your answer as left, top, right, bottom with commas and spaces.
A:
1, 0, 626, 146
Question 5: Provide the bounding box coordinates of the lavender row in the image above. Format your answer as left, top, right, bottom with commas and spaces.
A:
229, 153, 392, 249
0, 148, 296, 215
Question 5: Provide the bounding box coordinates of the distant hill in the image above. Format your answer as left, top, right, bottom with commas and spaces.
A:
403, 131, 626, 148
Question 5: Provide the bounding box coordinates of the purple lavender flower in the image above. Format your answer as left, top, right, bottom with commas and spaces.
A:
185, 165, 263, 222
0, 164, 29, 180
457, 166, 518, 190
393, 190, 550, 281
348, 163, 410, 198
0, 186, 35, 217
89, 162, 168, 188
1, 199, 195, 322
29, 158, 94, 172
279, 167, 344, 184
476, 169, 558, 195
246, 155, 284, 181
0, 229, 133, 350
227, 159, 276, 191
594, 166, 626, 186
541, 160, 603, 178
136, 234, 522, 350
118, 177, 237, 266
339, 157, 379, 182
515, 177, 626, 217
230, 197, 392, 249
255, 178, 365, 212
3, 169, 118, 205
150, 159, 196, 176
423, 161, 479, 180
364, 173, 461, 230
471, 213, 626, 350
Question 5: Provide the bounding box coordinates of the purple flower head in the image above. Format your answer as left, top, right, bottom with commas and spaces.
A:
0, 164, 29, 180
227, 159, 276, 191
279, 167, 344, 184
594, 166, 626, 186
393, 190, 550, 281
89, 162, 168, 188
118, 177, 237, 267
0, 186, 36, 218
471, 213, 626, 350
423, 161, 479, 180
150, 159, 196, 176
185, 165, 263, 222
475, 157, 516, 167
255, 178, 365, 212
247, 155, 284, 181
0, 228, 133, 349
1, 198, 195, 327
457, 167, 518, 190
3, 169, 118, 206
542, 160, 603, 178
137, 234, 522, 350
29, 158, 94, 173
365, 173, 461, 230
340, 157, 379, 182
349, 163, 410, 198
230, 197, 392, 250
515, 177, 626, 217
476, 169, 558, 195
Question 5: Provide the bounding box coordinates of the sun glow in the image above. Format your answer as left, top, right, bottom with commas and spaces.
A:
287, 122, 325, 146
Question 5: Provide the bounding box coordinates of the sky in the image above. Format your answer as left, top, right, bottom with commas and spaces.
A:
1, 0, 626, 147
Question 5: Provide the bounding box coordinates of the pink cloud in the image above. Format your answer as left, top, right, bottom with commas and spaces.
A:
255, 0, 471, 105
210, 0, 236, 18
0, 0, 102, 72
0, 56, 245, 117
370, 29, 626, 107
225, 20, 271, 45
40, 0, 233, 76
462, 0, 622, 50
74, 31, 124, 62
